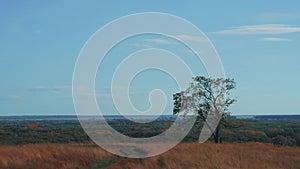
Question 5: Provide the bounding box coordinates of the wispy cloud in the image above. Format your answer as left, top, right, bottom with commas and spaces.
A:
131, 35, 207, 48
145, 35, 206, 43
260, 37, 291, 42
171, 35, 206, 42
186, 49, 202, 55
143, 38, 175, 44
101, 85, 146, 96
28, 85, 70, 93
213, 24, 300, 35
0, 95, 23, 101
33, 29, 42, 34
73, 85, 145, 99
129, 43, 152, 48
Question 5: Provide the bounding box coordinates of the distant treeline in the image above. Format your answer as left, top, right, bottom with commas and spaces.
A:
0, 118, 299, 147
234, 115, 300, 120
253, 115, 300, 120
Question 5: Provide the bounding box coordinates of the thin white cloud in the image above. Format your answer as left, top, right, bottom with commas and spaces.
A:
129, 43, 152, 48
28, 85, 71, 93
186, 49, 202, 55
171, 35, 206, 42
95, 91, 145, 99
72, 86, 102, 97
139, 35, 206, 46
7, 95, 23, 100
34, 29, 42, 34
0, 95, 23, 101
214, 24, 300, 35
260, 37, 291, 42
143, 38, 174, 44
74, 85, 145, 99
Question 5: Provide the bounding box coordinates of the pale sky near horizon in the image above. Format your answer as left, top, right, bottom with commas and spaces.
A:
1, 1, 300, 116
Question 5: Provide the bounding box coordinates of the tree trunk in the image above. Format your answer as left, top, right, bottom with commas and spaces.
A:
214, 123, 221, 143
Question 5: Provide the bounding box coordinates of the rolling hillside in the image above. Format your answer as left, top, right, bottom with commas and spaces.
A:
0, 142, 299, 169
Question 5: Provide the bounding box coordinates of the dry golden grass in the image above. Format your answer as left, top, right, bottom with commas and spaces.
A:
0, 143, 113, 169
0, 142, 299, 169
107, 142, 300, 169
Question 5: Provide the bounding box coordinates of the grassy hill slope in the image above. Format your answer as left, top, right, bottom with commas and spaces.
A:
0, 142, 299, 169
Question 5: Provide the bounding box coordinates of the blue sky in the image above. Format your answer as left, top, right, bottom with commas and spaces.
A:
1, 1, 300, 115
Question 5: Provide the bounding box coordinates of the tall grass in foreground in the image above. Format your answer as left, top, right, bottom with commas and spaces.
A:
0, 142, 299, 169
0, 143, 112, 169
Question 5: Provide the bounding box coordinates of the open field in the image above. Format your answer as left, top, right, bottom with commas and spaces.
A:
0, 142, 299, 169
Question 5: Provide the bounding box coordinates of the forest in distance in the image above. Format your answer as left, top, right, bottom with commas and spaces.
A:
0, 115, 299, 147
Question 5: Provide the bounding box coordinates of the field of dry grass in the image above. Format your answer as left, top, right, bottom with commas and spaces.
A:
0, 142, 299, 169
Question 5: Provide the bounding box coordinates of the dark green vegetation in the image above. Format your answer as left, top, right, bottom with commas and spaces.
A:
223, 119, 300, 146
0, 120, 89, 144
0, 117, 299, 147
179, 117, 300, 147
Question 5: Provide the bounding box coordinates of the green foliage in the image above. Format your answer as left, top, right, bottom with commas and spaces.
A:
173, 76, 236, 117
0, 118, 299, 147
0, 121, 90, 144
272, 135, 287, 145
173, 76, 236, 143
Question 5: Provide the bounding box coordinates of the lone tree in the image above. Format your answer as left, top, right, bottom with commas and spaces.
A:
173, 76, 236, 143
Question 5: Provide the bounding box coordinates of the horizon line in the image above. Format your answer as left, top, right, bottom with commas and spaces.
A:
0, 114, 300, 117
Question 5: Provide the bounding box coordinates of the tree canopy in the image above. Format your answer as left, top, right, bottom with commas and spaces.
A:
173, 76, 236, 143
